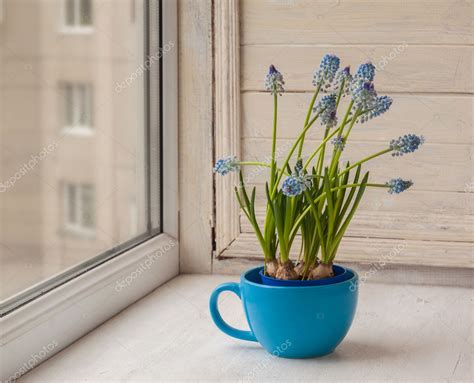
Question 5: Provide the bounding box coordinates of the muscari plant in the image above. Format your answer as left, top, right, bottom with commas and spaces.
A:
214, 54, 424, 280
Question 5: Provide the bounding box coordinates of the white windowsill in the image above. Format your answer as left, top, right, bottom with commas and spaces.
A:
15, 274, 472, 382
0, 233, 179, 382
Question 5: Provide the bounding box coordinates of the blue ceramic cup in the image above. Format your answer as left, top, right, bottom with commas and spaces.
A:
209, 266, 358, 358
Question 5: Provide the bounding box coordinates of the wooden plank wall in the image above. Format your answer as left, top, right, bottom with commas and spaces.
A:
224, 0, 473, 268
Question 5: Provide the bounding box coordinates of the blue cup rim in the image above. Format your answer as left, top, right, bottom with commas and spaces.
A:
241, 265, 358, 290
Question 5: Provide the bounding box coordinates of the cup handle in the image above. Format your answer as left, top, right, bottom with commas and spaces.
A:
209, 282, 257, 342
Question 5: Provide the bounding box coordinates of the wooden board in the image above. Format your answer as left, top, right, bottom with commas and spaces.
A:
241, 93, 473, 144
241, 138, 473, 192
241, 45, 473, 93
241, 0, 474, 45
178, 0, 213, 273
239, 209, 474, 243
222, 233, 473, 268
244, 188, 474, 216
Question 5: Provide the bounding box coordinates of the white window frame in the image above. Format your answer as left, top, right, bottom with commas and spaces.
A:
0, 2, 178, 381
59, 0, 94, 35
60, 82, 94, 135
63, 183, 96, 236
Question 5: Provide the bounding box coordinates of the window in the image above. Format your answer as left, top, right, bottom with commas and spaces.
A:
64, 183, 95, 235
1, 0, 163, 313
1, 0, 178, 379
62, 0, 93, 32
61, 83, 93, 133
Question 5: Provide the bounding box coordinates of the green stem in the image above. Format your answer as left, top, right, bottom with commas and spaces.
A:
329, 104, 358, 177
297, 84, 321, 159
270, 110, 323, 197
270, 92, 278, 189
316, 127, 330, 176
315, 84, 346, 176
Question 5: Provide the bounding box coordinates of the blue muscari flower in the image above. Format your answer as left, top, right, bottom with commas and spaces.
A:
264, 64, 285, 95
368, 96, 393, 119
331, 135, 345, 151
213, 156, 240, 175
334, 66, 352, 96
350, 79, 377, 111
355, 62, 376, 81
281, 170, 312, 197
314, 93, 338, 128
312, 54, 340, 91
386, 178, 413, 194
390, 134, 425, 157
282, 176, 303, 196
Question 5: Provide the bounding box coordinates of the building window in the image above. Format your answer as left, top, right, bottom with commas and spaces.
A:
60, 83, 93, 134
64, 183, 95, 234
62, 0, 93, 32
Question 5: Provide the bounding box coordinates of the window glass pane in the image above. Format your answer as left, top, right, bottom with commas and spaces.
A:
79, 0, 92, 26
0, 0, 160, 308
62, 83, 74, 126
81, 184, 95, 229
66, 184, 77, 224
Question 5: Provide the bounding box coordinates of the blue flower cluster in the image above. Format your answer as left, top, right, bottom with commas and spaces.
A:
213, 156, 240, 175
389, 134, 425, 157
386, 178, 413, 194
282, 162, 312, 197
368, 96, 393, 119
334, 66, 353, 96
312, 54, 340, 91
331, 135, 345, 151
314, 93, 338, 128
282, 176, 303, 196
350, 79, 377, 111
355, 62, 376, 81
281, 173, 312, 197
349, 62, 383, 118
264, 65, 285, 95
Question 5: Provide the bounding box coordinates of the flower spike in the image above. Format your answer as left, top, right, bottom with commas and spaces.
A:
213, 156, 240, 175
331, 135, 345, 151
386, 178, 413, 194
334, 66, 352, 96
369, 96, 393, 119
281, 170, 312, 197
390, 134, 425, 156
355, 62, 376, 81
264, 64, 285, 95
350, 79, 377, 110
312, 54, 340, 90
314, 93, 338, 128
